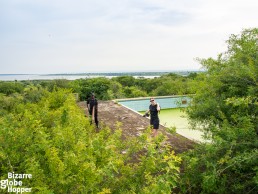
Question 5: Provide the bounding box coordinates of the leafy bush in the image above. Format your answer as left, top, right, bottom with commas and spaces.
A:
0, 81, 24, 95
181, 28, 258, 193
0, 89, 182, 193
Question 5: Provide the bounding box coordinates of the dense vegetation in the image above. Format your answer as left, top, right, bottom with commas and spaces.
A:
181, 28, 258, 193
0, 88, 181, 193
0, 71, 197, 101
0, 28, 257, 193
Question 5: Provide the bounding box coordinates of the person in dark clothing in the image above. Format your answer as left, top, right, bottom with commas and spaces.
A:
143, 97, 160, 137
87, 93, 99, 128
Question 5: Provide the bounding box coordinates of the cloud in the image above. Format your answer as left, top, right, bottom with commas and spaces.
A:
0, 0, 258, 73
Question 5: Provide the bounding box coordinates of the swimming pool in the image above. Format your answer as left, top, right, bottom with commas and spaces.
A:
117, 96, 204, 142
118, 96, 191, 111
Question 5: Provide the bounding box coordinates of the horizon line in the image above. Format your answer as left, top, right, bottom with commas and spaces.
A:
0, 69, 204, 75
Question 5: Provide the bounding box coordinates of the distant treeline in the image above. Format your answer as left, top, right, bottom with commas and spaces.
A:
0, 72, 199, 101
42, 70, 203, 77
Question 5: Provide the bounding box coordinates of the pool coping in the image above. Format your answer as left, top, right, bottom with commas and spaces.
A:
114, 94, 194, 102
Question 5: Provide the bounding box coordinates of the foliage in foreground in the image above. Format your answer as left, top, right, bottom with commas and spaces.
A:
181, 28, 258, 193
0, 88, 181, 193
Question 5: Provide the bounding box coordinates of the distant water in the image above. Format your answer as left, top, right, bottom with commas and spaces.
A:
0, 74, 159, 81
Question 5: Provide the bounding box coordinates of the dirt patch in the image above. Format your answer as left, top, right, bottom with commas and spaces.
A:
78, 100, 195, 153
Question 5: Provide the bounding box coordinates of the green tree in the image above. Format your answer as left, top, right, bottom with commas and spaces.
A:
0, 89, 182, 193
23, 84, 49, 103
42, 79, 71, 91
70, 77, 112, 100
181, 28, 258, 193
106, 81, 124, 99
112, 76, 135, 87
0, 81, 24, 95
123, 86, 148, 98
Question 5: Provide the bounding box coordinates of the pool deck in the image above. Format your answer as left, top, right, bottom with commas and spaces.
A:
78, 100, 196, 153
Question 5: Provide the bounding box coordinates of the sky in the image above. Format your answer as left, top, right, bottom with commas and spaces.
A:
0, 0, 257, 74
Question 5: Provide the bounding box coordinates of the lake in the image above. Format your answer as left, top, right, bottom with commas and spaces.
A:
0, 74, 159, 81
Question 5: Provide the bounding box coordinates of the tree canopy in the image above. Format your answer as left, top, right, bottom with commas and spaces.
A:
181, 28, 258, 193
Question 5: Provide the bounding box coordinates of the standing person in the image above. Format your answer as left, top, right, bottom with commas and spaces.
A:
143, 97, 160, 137
87, 93, 99, 128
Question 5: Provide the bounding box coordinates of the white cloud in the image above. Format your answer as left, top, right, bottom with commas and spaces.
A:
0, 0, 257, 73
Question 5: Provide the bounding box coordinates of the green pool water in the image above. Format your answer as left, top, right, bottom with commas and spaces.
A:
140, 108, 204, 142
